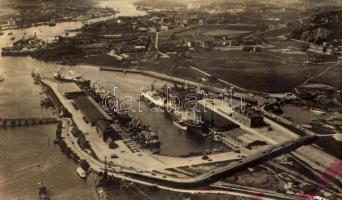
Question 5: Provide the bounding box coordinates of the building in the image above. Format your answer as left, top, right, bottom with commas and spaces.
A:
197, 100, 240, 130
96, 119, 121, 142
73, 95, 112, 126
242, 46, 262, 52
78, 43, 108, 55
306, 45, 337, 63
224, 129, 266, 149
232, 106, 264, 128
58, 82, 84, 99
183, 33, 215, 49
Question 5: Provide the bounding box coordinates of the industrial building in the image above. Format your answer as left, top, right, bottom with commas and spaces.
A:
57, 82, 83, 99
225, 129, 266, 149
306, 44, 337, 63
73, 95, 111, 126
232, 106, 264, 128
96, 119, 121, 142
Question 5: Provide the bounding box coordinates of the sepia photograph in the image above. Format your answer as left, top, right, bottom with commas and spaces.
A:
0, 0, 341, 199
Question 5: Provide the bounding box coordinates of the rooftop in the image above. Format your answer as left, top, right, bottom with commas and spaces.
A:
229, 128, 265, 145
58, 82, 83, 95
73, 95, 109, 124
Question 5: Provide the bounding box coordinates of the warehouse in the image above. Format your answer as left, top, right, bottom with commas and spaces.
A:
96, 119, 122, 142
73, 95, 111, 126
58, 82, 83, 99
227, 129, 266, 149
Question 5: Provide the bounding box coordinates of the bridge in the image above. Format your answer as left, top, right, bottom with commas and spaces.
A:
0, 117, 58, 128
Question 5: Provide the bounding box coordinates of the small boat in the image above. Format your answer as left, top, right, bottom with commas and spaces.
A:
0, 75, 4, 82
173, 121, 187, 131
310, 109, 326, 114
76, 167, 87, 179
10, 37, 15, 41
38, 182, 49, 200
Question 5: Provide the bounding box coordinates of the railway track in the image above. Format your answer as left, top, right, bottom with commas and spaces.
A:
212, 181, 307, 200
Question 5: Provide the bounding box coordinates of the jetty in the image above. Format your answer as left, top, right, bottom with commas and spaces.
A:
0, 117, 58, 128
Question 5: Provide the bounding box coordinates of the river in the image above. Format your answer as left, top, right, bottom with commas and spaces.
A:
0, 1, 223, 199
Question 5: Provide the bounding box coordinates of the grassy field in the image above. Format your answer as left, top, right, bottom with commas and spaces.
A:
159, 24, 259, 41
174, 25, 254, 38
190, 48, 341, 93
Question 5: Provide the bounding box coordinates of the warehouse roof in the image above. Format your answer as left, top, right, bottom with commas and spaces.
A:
58, 82, 83, 95
73, 95, 108, 124
229, 129, 264, 146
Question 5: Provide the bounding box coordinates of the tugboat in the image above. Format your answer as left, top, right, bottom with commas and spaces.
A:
38, 182, 49, 200
31, 69, 41, 84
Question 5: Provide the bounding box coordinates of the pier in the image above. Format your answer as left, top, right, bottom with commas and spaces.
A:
0, 117, 58, 128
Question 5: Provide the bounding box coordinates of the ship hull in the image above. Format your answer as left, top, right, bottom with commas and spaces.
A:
140, 91, 165, 108
165, 108, 207, 136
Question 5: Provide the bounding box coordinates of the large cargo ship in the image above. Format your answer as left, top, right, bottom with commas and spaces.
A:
166, 104, 208, 136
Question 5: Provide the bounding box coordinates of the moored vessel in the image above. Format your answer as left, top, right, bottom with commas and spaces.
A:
38, 182, 49, 200
140, 89, 165, 108
166, 104, 208, 136
173, 120, 187, 131
76, 167, 87, 179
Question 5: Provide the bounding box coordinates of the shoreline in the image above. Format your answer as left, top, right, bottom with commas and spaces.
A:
0, 14, 114, 32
